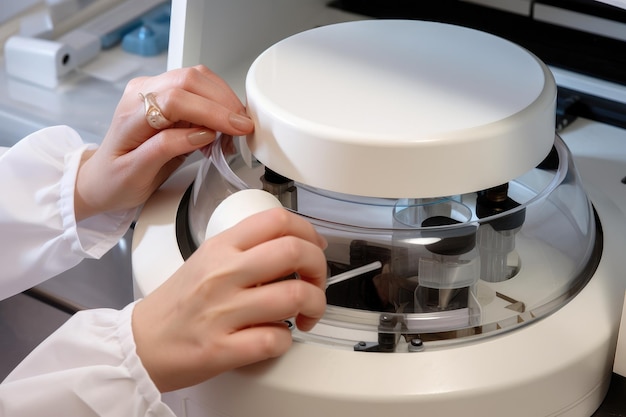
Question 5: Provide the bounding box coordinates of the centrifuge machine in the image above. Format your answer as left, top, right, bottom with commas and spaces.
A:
132, 18, 626, 417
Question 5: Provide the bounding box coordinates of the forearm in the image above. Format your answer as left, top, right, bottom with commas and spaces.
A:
1, 303, 175, 417
0, 126, 134, 299
73, 148, 99, 221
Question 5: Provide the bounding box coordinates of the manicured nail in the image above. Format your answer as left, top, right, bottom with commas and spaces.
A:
187, 129, 215, 145
318, 234, 328, 250
229, 112, 254, 131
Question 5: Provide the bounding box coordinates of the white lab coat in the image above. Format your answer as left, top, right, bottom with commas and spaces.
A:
0, 126, 175, 417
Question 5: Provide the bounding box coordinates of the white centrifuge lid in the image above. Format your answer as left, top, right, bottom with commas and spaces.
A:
245, 20, 557, 198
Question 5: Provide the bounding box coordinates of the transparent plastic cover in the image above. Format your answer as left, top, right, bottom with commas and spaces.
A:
185, 135, 599, 348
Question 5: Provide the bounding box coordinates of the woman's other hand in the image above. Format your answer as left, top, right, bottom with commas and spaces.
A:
74, 65, 254, 220
131, 208, 328, 392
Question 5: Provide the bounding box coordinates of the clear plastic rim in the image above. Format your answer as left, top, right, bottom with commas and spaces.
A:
208, 135, 569, 231
195, 134, 600, 347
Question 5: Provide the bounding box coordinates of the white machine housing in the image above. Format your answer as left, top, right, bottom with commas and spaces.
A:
132, 1, 626, 416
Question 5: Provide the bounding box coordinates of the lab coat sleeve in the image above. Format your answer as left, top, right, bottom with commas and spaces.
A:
0, 126, 136, 299
0, 302, 176, 417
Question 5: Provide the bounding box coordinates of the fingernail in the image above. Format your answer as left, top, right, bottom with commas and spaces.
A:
229, 112, 254, 131
187, 130, 215, 145
318, 234, 328, 250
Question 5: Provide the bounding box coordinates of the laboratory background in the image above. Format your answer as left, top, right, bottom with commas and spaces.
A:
2, 0, 626, 416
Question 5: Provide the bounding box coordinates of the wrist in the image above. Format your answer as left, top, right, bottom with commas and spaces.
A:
132, 296, 175, 392
74, 148, 100, 221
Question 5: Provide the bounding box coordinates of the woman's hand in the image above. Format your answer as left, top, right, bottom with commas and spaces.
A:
74, 65, 254, 220
131, 208, 328, 392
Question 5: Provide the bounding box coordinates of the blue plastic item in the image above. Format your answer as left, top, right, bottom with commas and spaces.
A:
121, 2, 170, 56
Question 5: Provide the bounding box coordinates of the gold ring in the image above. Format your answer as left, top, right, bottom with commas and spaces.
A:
140, 92, 172, 130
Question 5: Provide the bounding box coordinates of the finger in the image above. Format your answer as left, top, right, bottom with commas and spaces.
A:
137, 66, 249, 131
187, 65, 244, 112
216, 324, 294, 372
199, 229, 328, 291
240, 236, 328, 289
172, 65, 244, 114
128, 127, 217, 170
202, 223, 328, 291
227, 279, 327, 332
153, 323, 294, 390
152, 88, 253, 136
139, 65, 244, 115
220, 208, 328, 252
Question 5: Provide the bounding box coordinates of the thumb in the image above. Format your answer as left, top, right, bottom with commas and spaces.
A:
133, 127, 217, 171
